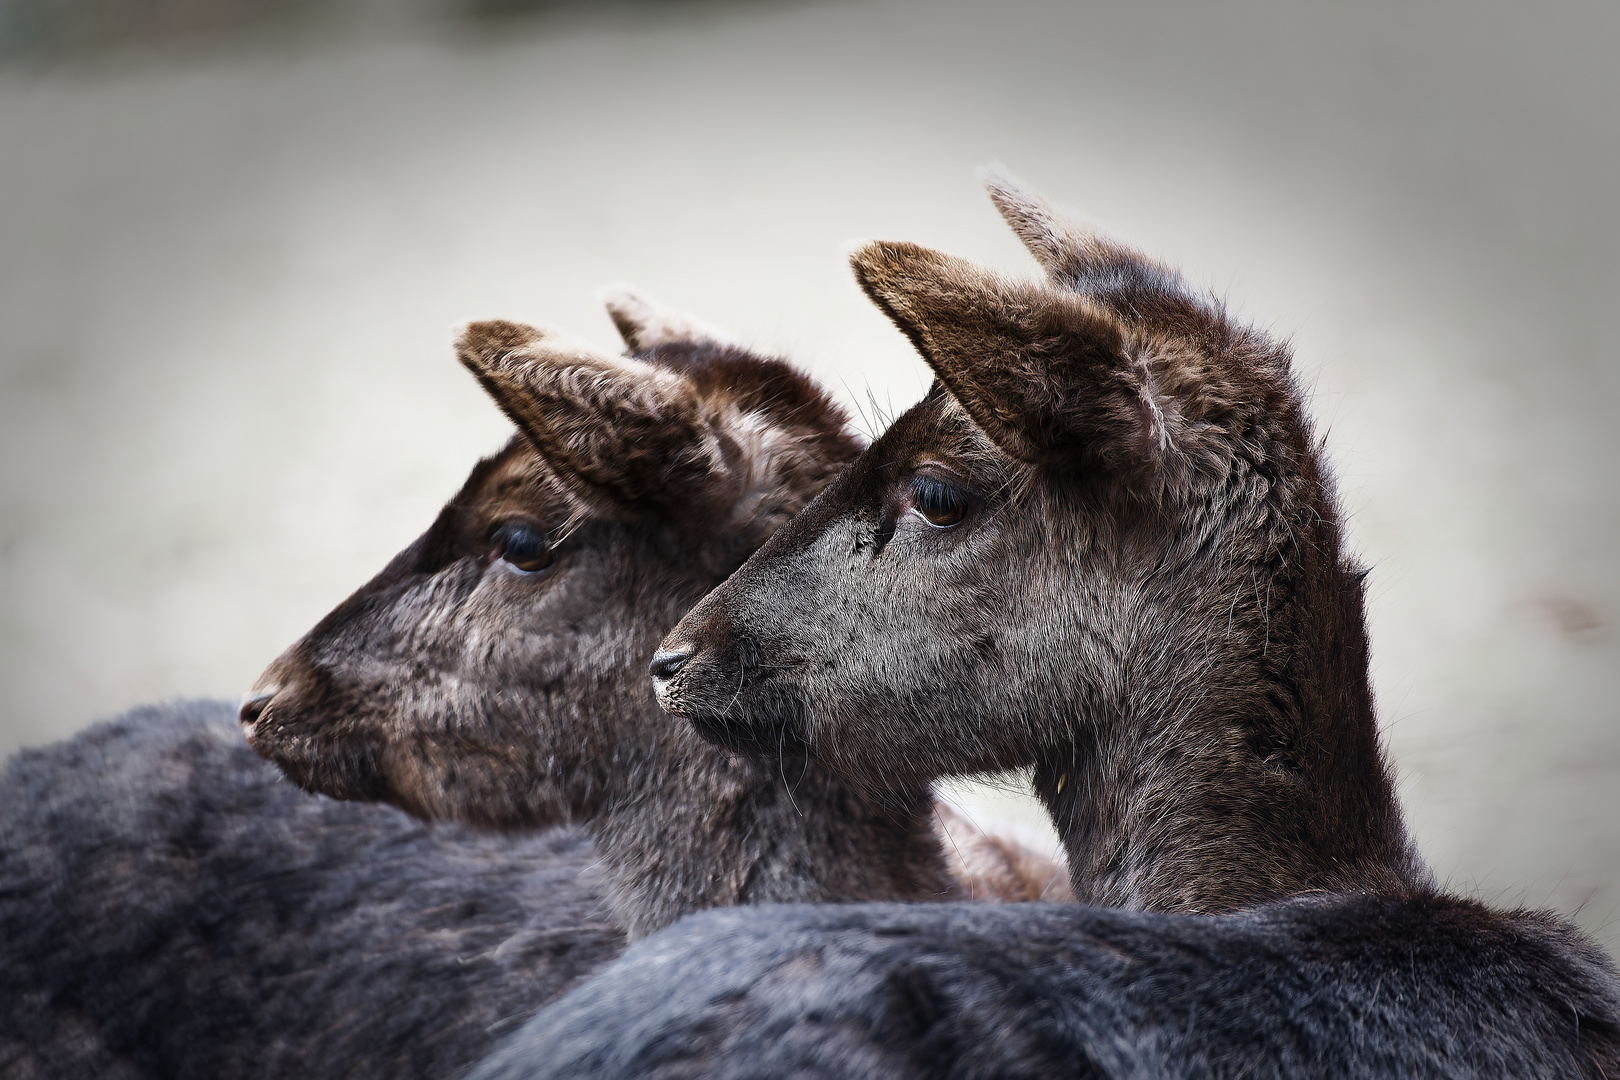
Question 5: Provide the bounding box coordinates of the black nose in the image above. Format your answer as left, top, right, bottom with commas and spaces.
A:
239, 692, 275, 726
649, 651, 692, 682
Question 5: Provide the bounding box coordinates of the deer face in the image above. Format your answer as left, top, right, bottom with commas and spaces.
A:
656, 174, 1323, 797
243, 299, 860, 830
241, 437, 672, 827
652, 381, 1152, 789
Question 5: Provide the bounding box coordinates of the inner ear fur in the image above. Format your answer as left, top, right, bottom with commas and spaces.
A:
851, 241, 1167, 472
456, 319, 718, 521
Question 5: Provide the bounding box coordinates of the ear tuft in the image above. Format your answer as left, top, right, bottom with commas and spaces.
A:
457, 313, 862, 545
852, 240, 1161, 471
455, 318, 711, 521
850, 240, 1054, 463
847, 240, 957, 298
599, 285, 740, 354
977, 163, 1130, 288
457, 318, 546, 360
456, 319, 635, 406
847, 240, 978, 364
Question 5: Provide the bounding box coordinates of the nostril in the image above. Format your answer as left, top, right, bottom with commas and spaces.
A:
648, 651, 692, 682
239, 691, 275, 727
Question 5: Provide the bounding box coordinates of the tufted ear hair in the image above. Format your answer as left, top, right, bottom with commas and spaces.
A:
979, 164, 1184, 304
599, 285, 740, 354
456, 319, 721, 521
851, 240, 1175, 473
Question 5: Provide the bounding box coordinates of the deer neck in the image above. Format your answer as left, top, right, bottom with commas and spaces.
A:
1036, 552, 1427, 914
588, 732, 954, 940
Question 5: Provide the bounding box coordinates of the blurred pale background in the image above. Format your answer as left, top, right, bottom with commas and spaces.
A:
2, 0, 1617, 945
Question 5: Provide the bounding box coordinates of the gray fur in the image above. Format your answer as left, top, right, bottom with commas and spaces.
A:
470, 895, 1620, 1079
0, 700, 620, 1080
244, 317, 959, 941
503, 174, 1619, 1074
658, 191, 1424, 912
0, 300, 1042, 1080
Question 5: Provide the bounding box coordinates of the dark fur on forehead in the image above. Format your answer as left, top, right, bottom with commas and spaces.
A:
391, 437, 560, 578
873, 381, 1028, 494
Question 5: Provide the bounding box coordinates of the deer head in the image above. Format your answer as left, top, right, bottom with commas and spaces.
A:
242, 293, 859, 832
654, 171, 1425, 913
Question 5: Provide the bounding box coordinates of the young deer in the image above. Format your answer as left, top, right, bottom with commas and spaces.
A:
243, 290, 1067, 943
0, 293, 1055, 1080
468, 174, 1620, 1079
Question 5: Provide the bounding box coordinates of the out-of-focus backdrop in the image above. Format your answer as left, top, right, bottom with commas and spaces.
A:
2, 0, 1616, 944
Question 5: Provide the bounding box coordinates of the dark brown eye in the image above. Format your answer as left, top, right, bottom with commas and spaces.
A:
909, 476, 971, 529
490, 523, 554, 574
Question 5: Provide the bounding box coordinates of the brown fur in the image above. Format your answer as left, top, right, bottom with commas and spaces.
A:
474, 185, 1615, 1080
655, 176, 1429, 915
244, 294, 1061, 938
932, 802, 1071, 902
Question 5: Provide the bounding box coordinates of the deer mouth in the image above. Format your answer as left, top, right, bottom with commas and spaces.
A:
241, 680, 392, 804
652, 587, 817, 753
654, 652, 812, 756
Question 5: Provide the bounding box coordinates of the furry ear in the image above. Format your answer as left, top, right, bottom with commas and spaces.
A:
599, 285, 740, 354
852, 241, 1171, 471
456, 319, 718, 520
977, 163, 1142, 289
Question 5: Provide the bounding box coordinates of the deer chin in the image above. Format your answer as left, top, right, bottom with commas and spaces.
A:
686, 710, 792, 756
665, 668, 814, 758
250, 690, 550, 829
244, 689, 392, 805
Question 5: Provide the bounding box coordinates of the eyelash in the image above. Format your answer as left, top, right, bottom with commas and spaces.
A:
489, 523, 556, 574
909, 476, 972, 529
